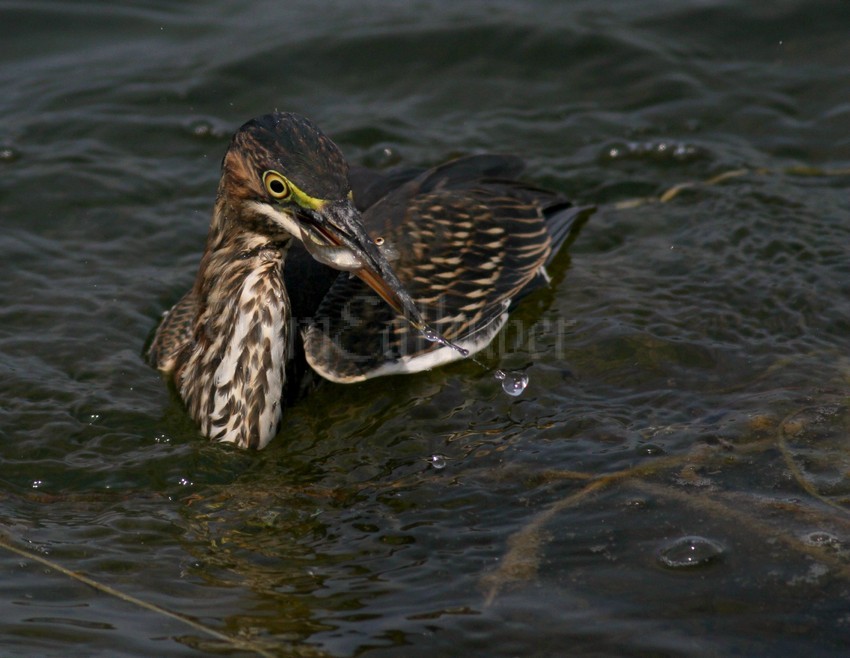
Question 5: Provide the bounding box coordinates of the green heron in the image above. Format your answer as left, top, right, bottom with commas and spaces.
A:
148, 112, 587, 449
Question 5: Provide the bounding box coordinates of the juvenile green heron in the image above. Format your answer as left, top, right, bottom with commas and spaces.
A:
148, 112, 587, 449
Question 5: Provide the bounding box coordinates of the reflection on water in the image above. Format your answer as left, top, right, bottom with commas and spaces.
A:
3, 0, 850, 655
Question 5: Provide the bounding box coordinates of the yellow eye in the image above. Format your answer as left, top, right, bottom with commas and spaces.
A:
263, 171, 291, 199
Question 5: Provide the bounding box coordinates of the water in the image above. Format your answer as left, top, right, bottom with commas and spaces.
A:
4, 0, 850, 655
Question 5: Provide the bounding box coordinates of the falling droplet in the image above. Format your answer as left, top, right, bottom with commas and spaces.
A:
422, 326, 469, 357
427, 454, 448, 470
657, 535, 724, 569
494, 369, 529, 396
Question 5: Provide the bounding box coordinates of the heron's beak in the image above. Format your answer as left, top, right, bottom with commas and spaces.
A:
297, 200, 426, 329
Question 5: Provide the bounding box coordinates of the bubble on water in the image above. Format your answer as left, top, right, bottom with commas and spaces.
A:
191, 120, 214, 137
427, 454, 448, 470
657, 535, 725, 569
600, 140, 703, 164
624, 497, 650, 510
494, 369, 529, 397
802, 531, 843, 552
0, 146, 21, 163
638, 443, 666, 456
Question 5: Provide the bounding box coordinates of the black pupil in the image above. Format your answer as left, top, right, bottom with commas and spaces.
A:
270, 179, 286, 195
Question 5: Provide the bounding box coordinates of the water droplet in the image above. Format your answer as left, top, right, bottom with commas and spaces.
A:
421, 326, 469, 357
657, 535, 724, 569
494, 369, 529, 396
427, 454, 448, 470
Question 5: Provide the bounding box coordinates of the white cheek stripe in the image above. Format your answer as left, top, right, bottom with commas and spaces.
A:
245, 200, 302, 237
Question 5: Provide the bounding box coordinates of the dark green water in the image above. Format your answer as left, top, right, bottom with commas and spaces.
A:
3, 1, 850, 655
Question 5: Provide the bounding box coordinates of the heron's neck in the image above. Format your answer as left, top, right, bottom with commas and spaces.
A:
179, 220, 293, 449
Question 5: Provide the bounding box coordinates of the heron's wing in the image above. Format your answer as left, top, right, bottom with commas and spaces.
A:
303, 155, 581, 383
147, 289, 198, 372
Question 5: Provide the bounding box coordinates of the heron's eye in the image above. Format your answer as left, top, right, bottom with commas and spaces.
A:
263, 171, 291, 199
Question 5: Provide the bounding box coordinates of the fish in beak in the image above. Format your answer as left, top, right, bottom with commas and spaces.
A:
297, 199, 428, 331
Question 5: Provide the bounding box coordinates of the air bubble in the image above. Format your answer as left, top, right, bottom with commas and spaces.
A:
638, 443, 666, 456
0, 146, 21, 163
657, 535, 724, 569
427, 454, 448, 470
802, 531, 843, 552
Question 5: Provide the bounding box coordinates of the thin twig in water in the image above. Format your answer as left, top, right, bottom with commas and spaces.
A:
0, 532, 278, 658
480, 450, 699, 606
480, 430, 849, 606
613, 164, 850, 210
629, 480, 850, 579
